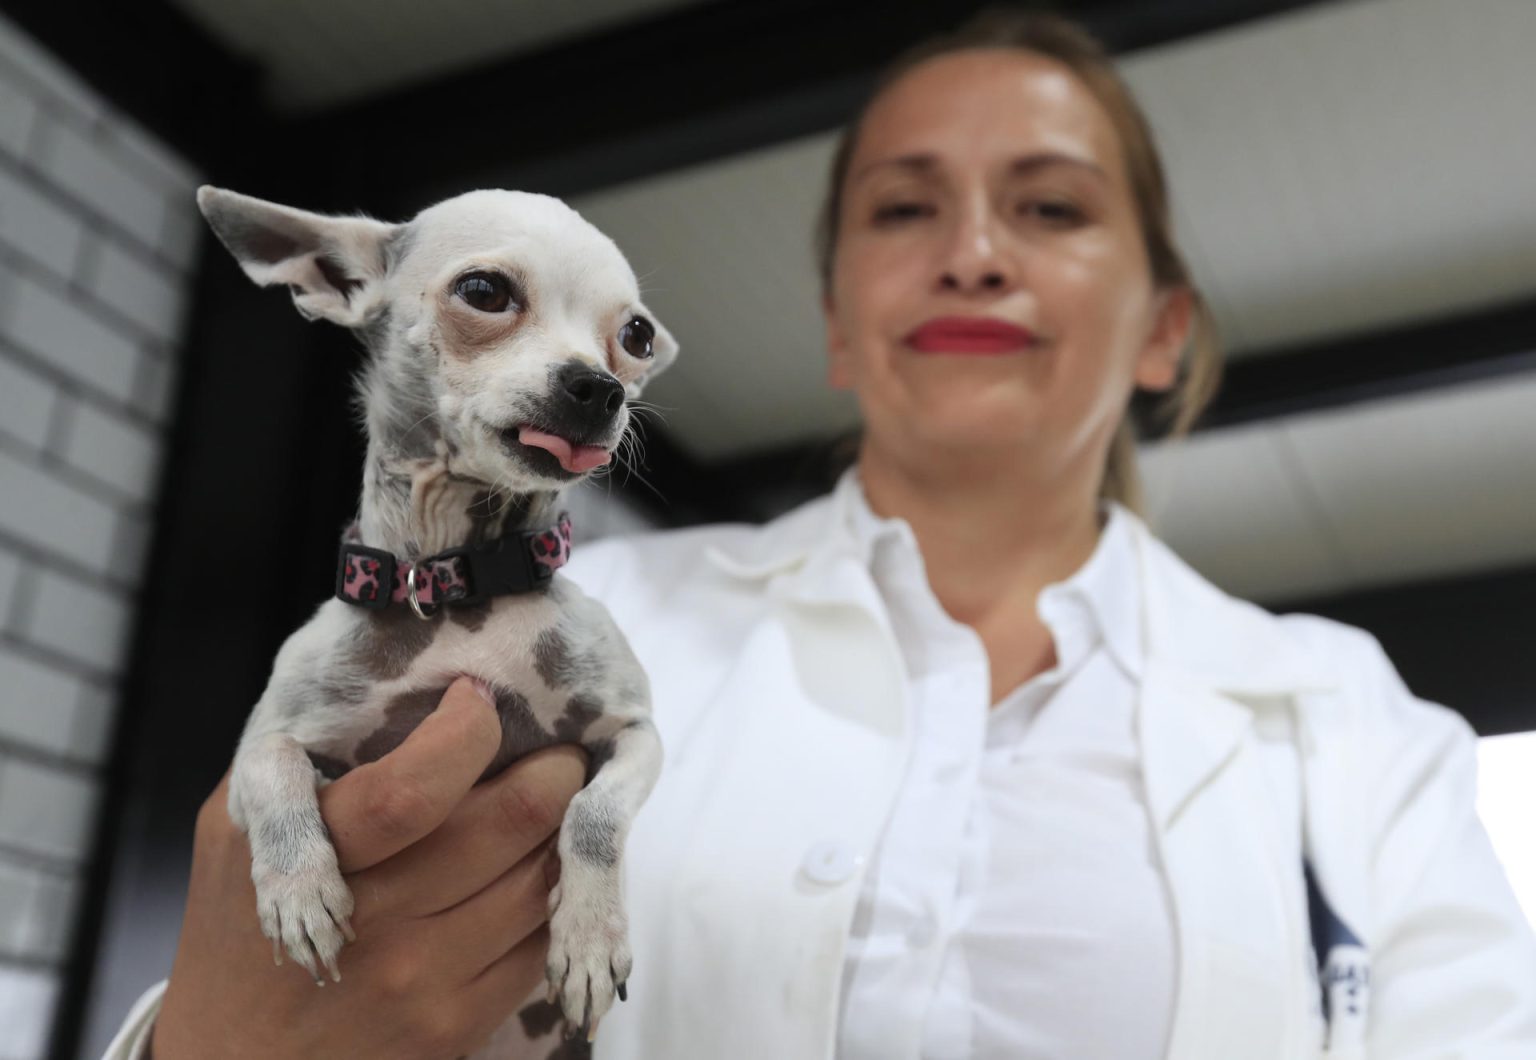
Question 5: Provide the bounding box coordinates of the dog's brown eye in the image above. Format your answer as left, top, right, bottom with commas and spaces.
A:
618, 317, 654, 360
454, 272, 516, 313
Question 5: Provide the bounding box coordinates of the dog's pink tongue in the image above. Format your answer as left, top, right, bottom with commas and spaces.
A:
517, 427, 610, 473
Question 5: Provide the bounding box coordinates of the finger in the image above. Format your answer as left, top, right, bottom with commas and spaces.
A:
416, 837, 559, 980
350, 745, 583, 920
321, 677, 501, 873
457, 926, 556, 1052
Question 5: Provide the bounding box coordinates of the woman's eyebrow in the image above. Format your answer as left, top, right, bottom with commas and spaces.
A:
850, 151, 1109, 185
1010, 152, 1109, 182
849, 153, 941, 185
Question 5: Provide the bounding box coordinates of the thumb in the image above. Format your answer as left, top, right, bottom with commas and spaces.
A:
323, 675, 502, 872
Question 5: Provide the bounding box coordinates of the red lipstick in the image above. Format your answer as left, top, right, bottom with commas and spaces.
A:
905, 316, 1036, 354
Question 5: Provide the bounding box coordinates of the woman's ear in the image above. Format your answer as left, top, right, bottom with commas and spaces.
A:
1134, 286, 1194, 392
824, 293, 855, 390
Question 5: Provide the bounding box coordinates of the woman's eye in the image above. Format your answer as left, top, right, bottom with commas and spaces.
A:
618, 316, 655, 360
454, 272, 518, 313
872, 202, 933, 224
1019, 200, 1085, 225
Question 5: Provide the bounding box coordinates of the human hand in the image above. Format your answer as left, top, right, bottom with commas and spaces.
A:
151, 677, 585, 1059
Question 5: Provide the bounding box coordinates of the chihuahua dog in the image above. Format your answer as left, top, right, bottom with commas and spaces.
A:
198, 186, 673, 1051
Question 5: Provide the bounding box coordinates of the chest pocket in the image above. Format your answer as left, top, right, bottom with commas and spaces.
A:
1251, 697, 1370, 1057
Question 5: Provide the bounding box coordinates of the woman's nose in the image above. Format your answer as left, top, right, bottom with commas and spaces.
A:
938, 207, 1016, 295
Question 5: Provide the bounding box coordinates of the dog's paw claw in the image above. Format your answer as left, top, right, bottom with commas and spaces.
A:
254, 860, 355, 981
545, 883, 629, 1038
616, 979, 627, 1003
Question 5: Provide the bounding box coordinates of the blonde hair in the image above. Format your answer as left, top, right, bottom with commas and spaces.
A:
815, 9, 1222, 515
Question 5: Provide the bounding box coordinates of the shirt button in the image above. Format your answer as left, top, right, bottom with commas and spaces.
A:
801, 840, 862, 885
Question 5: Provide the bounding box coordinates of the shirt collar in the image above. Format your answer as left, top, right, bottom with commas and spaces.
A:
704, 467, 1334, 697
834, 468, 1143, 680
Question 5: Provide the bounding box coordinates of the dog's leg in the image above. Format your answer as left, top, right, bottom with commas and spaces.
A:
546, 715, 662, 1039
230, 725, 355, 983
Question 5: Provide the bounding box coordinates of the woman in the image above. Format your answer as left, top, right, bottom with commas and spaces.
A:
110, 11, 1536, 1059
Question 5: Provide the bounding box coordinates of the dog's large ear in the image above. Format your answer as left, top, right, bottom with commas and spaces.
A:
626, 306, 679, 398
197, 186, 399, 328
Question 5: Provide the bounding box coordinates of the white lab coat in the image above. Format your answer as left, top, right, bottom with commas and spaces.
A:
569, 490, 1536, 1060
102, 490, 1536, 1060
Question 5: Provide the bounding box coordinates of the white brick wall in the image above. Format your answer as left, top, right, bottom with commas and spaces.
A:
0, 10, 202, 1057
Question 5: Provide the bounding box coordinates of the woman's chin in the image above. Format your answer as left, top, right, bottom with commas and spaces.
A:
871, 408, 1052, 467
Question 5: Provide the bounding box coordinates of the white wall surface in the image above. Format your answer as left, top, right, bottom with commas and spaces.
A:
0, 12, 202, 1058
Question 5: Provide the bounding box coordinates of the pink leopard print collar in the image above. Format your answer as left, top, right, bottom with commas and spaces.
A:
335, 513, 573, 613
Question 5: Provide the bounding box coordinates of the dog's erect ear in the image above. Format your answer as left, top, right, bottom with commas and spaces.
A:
197, 186, 399, 328
626, 306, 679, 398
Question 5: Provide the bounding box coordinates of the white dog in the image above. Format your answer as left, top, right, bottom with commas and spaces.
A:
198, 185, 673, 1051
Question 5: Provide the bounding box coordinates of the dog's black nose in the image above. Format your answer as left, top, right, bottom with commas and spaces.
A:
558, 363, 625, 418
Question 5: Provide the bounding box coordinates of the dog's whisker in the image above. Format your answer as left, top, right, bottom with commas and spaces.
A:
612, 434, 667, 505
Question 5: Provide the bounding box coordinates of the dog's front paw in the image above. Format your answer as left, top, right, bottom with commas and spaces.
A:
545, 878, 632, 1040
253, 858, 356, 984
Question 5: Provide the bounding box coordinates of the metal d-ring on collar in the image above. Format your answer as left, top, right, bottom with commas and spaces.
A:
405, 564, 437, 621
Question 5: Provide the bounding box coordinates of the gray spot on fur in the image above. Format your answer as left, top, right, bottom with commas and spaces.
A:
481, 687, 555, 780
385, 225, 416, 271
546, 1039, 592, 1059
319, 673, 370, 705
534, 629, 575, 688
279, 672, 369, 721
534, 628, 600, 690
358, 307, 394, 353
585, 737, 616, 784
553, 694, 603, 743
307, 751, 352, 780
355, 685, 445, 763
518, 998, 562, 1038
252, 806, 328, 874
350, 609, 438, 680
372, 463, 413, 505
569, 795, 619, 868
447, 600, 490, 632
362, 339, 440, 458
467, 490, 501, 545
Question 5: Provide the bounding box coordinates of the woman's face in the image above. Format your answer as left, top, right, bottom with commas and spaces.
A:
826, 48, 1188, 476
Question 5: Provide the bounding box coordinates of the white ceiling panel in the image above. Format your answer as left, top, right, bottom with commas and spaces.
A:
1278, 371, 1536, 588
570, 135, 859, 462
1137, 422, 1352, 602
1123, 0, 1536, 356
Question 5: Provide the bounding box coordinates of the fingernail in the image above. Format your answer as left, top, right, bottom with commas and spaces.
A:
470, 678, 497, 709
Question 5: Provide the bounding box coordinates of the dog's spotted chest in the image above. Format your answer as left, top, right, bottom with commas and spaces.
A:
294, 582, 626, 782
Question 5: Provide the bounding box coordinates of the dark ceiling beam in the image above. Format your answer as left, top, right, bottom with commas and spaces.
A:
1192, 295, 1536, 430
1276, 562, 1536, 738
281, 0, 1336, 211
